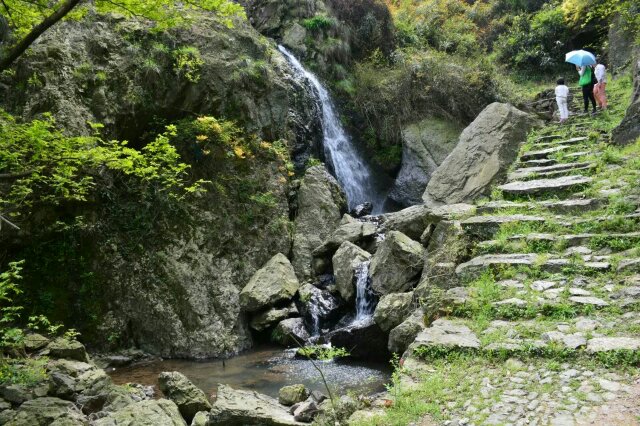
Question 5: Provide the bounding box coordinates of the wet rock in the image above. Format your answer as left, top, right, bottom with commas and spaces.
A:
323, 318, 389, 361
312, 220, 376, 261
423, 102, 540, 206
93, 399, 186, 425
373, 292, 414, 332
250, 303, 298, 332
158, 371, 211, 423
332, 242, 372, 303
388, 309, 426, 354
23, 333, 50, 352
370, 231, 425, 295
6, 397, 87, 425
278, 384, 308, 406
350, 202, 373, 218
272, 318, 310, 347
47, 338, 90, 362
292, 166, 347, 280
209, 384, 304, 425
239, 253, 300, 312
389, 117, 463, 207
296, 284, 343, 334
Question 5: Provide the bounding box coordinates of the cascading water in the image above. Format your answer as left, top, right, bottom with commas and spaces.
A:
353, 261, 376, 322
278, 45, 381, 211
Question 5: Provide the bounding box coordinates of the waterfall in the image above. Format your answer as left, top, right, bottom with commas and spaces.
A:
353, 261, 376, 322
278, 45, 379, 211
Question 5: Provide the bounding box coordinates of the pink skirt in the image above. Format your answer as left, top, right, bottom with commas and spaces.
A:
593, 82, 607, 108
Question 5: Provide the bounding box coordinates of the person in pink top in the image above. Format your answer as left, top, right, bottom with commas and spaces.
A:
593, 57, 607, 110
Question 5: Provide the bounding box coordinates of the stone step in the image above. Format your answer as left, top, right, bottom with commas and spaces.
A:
534, 136, 588, 149
520, 145, 570, 161
407, 318, 640, 359
455, 253, 610, 280
508, 162, 595, 181
499, 175, 593, 197
533, 134, 562, 143
563, 150, 593, 160
460, 215, 546, 239
520, 158, 558, 167
477, 199, 602, 215
476, 232, 640, 252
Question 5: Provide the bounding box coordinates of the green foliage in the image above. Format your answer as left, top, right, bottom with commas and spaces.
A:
0, 358, 48, 386
0, 261, 24, 349
0, 111, 203, 224
297, 344, 349, 360
302, 15, 335, 31
173, 46, 204, 83
494, 4, 571, 72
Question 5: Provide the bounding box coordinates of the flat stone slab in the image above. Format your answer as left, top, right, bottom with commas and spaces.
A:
508, 162, 595, 181
477, 198, 601, 214
412, 319, 480, 350
520, 145, 569, 161
618, 258, 640, 273
521, 158, 558, 167
569, 296, 609, 307
535, 136, 588, 148
587, 337, 640, 353
499, 175, 593, 196
534, 134, 562, 142
460, 215, 545, 239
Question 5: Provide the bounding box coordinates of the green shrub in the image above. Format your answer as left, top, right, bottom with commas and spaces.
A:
302, 15, 335, 31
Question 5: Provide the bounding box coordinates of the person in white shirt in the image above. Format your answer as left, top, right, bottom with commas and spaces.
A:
593, 58, 607, 110
555, 77, 570, 123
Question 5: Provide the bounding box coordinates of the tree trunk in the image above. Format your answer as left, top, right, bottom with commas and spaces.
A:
0, 0, 83, 71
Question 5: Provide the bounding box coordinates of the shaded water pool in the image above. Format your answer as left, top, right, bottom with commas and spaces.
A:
109, 346, 391, 399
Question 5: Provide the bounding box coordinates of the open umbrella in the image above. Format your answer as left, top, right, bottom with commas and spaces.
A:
565, 50, 596, 67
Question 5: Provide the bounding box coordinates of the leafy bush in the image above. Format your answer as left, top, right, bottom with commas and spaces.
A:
302, 15, 335, 31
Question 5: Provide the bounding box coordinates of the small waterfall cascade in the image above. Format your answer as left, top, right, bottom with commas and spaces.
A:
353, 261, 376, 322
308, 302, 321, 337
278, 45, 379, 211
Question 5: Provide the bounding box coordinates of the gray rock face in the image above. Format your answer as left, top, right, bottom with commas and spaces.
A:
292, 166, 347, 280
323, 318, 389, 361
47, 338, 90, 362
332, 241, 372, 303
272, 318, 310, 347
93, 399, 187, 426
370, 231, 425, 295
388, 118, 462, 207
4, 397, 87, 425
373, 292, 414, 332
312, 219, 376, 258
586, 337, 640, 352
388, 309, 426, 354
23, 334, 50, 352
422, 103, 539, 206
209, 384, 304, 426
296, 284, 343, 334
158, 371, 211, 423
381, 205, 439, 240
498, 175, 593, 196
612, 49, 640, 145
461, 215, 545, 240
240, 253, 300, 312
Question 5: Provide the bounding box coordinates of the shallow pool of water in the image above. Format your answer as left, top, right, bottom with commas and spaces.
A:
109, 345, 391, 399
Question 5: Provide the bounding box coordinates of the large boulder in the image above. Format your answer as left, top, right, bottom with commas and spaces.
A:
93, 399, 187, 425
373, 292, 414, 332
612, 50, 640, 146
4, 397, 87, 425
381, 205, 438, 240
240, 253, 300, 312
370, 231, 425, 295
323, 318, 389, 361
332, 242, 372, 303
278, 384, 309, 406
422, 103, 540, 206
209, 384, 304, 425
388, 117, 463, 207
271, 318, 310, 347
388, 309, 426, 354
157, 371, 211, 423
46, 338, 90, 362
250, 303, 298, 332
312, 217, 377, 259
292, 166, 347, 280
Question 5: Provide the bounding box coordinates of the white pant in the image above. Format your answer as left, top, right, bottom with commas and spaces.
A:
556, 97, 569, 120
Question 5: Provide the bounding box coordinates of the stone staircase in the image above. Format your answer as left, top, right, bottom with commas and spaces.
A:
399, 117, 640, 426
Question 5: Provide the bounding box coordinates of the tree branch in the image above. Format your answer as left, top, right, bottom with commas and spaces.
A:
0, 0, 84, 71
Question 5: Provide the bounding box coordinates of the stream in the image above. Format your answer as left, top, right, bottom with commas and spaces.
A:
109, 345, 391, 399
